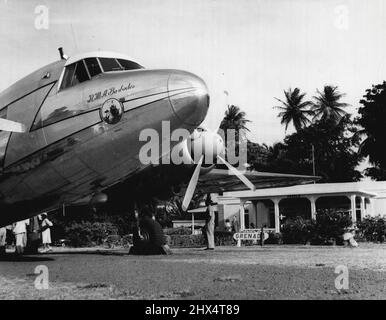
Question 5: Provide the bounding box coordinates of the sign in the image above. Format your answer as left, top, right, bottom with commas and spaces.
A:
233, 230, 269, 241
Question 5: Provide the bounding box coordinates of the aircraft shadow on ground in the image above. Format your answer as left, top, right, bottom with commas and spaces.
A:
0, 255, 54, 262
28, 250, 130, 256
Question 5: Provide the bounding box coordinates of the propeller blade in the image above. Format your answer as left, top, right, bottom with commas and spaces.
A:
0, 118, 26, 133
217, 155, 256, 191
181, 155, 204, 211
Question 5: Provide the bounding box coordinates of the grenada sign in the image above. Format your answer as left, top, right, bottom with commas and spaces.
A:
233, 230, 269, 241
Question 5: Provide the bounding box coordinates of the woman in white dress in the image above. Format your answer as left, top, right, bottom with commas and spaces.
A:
41, 213, 53, 252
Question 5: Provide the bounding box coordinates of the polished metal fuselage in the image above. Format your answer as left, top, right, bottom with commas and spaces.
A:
0, 59, 209, 226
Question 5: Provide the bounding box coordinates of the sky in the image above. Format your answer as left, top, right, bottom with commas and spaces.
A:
1, 0, 386, 146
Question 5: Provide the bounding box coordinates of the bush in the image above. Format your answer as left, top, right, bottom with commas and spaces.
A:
164, 227, 195, 236
167, 230, 234, 247
214, 231, 234, 246
281, 210, 352, 245
357, 215, 386, 242
169, 234, 206, 247
65, 221, 118, 247
265, 232, 283, 244
282, 217, 315, 244
313, 209, 352, 245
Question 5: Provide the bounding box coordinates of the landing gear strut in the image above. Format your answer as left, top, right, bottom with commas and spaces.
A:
129, 206, 171, 255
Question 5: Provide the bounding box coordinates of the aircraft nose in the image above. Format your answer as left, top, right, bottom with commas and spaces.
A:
168, 71, 209, 127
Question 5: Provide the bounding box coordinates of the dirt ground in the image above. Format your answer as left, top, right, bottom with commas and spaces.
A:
0, 244, 385, 300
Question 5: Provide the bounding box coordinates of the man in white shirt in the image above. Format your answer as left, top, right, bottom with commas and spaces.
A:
13, 219, 29, 254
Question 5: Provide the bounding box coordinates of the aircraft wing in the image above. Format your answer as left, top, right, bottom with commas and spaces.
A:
195, 169, 320, 194
67, 167, 319, 208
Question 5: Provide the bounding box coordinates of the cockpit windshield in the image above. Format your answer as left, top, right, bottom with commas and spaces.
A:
84, 58, 102, 77
60, 57, 143, 90
99, 58, 122, 71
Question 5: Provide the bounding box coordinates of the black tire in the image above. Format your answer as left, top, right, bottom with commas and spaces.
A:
132, 217, 165, 254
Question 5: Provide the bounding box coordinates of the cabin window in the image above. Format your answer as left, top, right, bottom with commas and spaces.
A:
117, 59, 143, 70
98, 58, 123, 72
85, 58, 102, 77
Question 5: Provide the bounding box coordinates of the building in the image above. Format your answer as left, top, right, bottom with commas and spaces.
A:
216, 181, 386, 233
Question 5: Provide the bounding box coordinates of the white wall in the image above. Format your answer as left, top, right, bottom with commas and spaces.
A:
373, 197, 386, 216
218, 201, 272, 230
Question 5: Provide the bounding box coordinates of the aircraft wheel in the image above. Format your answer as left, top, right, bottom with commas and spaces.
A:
131, 216, 166, 255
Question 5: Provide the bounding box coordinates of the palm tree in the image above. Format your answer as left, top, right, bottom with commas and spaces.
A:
275, 88, 313, 132
219, 104, 251, 132
312, 85, 349, 123
219, 104, 251, 145
218, 105, 250, 164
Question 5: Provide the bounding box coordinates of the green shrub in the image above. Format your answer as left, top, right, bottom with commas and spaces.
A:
313, 209, 352, 245
169, 234, 206, 247
281, 210, 352, 245
65, 221, 118, 247
164, 227, 195, 236
357, 215, 386, 242
282, 217, 315, 244
168, 230, 234, 247
214, 231, 234, 246
265, 232, 283, 244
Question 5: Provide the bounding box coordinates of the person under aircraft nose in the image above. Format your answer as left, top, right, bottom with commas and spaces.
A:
204, 195, 215, 251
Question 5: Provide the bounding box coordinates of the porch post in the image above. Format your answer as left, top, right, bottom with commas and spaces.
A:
350, 195, 357, 223
253, 200, 258, 228
192, 213, 194, 235
309, 196, 317, 220
360, 196, 365, 221
273, 198, 281, 233
238, 200, 246, 247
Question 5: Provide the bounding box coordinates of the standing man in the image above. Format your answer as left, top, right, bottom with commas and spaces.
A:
25, 216, 41, 254
13, 219, 29, 255
232, 215, 240, 233
204, 194, 216, 250
0, 226, 6, 256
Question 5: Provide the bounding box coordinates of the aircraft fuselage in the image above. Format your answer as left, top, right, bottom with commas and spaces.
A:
0, 53, 209, 226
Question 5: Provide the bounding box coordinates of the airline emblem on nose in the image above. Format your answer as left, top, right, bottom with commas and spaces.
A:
100, 98, 124, 124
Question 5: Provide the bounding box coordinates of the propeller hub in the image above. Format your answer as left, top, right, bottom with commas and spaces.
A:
187, 129, 225, 165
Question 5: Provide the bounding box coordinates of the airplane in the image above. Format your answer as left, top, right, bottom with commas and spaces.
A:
0, 48, 318, 254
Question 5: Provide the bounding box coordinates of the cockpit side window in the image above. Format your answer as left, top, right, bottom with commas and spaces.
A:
60, 61, 90, 90
60, 63, 76, 90
72, 61, 89, 85
117, 59, 143, 70
0, 107, 7, 127
85, 58, 102, 77
98, 58, 123, 72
